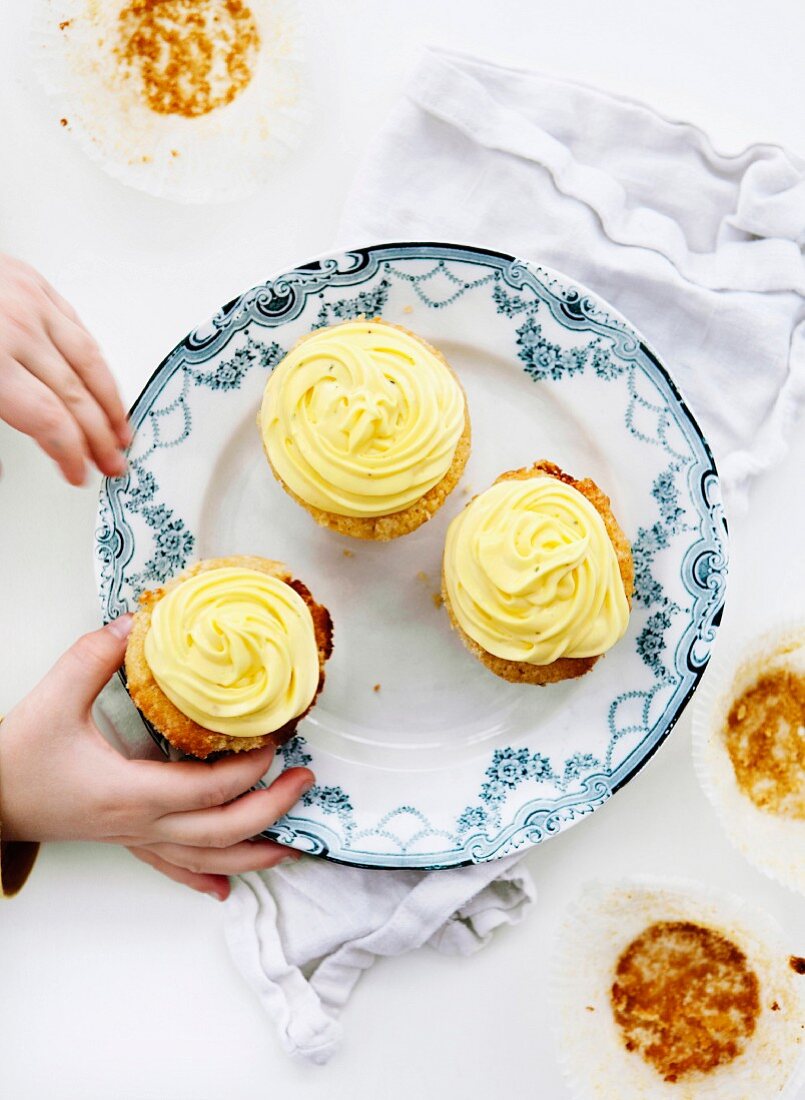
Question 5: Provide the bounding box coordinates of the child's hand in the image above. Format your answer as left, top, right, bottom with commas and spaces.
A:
0, 254, 131, 485
0, 616, 312, 900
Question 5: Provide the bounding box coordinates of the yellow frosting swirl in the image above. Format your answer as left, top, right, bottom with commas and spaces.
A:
260, 320, 466, 517
444, 476, 629, 665
143, 567, 320, 737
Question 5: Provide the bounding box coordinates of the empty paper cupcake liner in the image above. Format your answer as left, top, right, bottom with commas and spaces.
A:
32, 0, 310, 203
550, 876, 805, 1100
692, 617, 805, 896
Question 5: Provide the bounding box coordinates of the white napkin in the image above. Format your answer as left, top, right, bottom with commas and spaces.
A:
339, 49, 805, 513
97, 54, 805, 1065
94, 678, 535, 1065
224, 859, 534, 1064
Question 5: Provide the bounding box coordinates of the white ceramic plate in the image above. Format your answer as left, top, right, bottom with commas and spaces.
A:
95, 242, 728, 868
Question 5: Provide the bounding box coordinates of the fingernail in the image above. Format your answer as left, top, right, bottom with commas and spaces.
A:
300, 778, 315, 795
108, 612, 134, 640
204, 889, 225, 901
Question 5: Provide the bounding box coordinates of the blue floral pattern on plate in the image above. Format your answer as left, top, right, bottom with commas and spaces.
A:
95, 242, 727, 869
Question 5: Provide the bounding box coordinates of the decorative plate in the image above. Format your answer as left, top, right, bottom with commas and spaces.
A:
95, 242, 728, 869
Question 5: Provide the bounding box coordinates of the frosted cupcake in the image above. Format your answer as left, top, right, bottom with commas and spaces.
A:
442, 461, 632, 684
259, 318, 470, 540
125, 555, 333, 758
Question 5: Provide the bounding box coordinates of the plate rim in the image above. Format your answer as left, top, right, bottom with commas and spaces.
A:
95, 239, 729, 869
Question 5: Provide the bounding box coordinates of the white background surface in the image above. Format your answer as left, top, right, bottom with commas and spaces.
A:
1, 2, 804, 1098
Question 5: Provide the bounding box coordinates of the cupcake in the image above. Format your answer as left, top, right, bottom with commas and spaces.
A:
693, 620, 805, 894
125, 555, 333, 758
259, 318, 470, 540
442, 461, 632, 684
551, 878, 805, 1099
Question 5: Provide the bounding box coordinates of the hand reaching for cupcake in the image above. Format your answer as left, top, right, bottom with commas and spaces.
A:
0, 615, 313, 900
0, 253, 131, 485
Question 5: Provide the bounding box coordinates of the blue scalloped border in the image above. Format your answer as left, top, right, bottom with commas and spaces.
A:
95, 242, 727, 869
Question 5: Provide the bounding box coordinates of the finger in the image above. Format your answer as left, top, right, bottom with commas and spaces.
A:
0, 259, 130, 448
127, 743, 277, 816
50, 615, 134, 709
0, 355, 88, 485
16, 343, 126, 478
45, 309, 131, 447
154, 768, 314, 849
136, 839, 301, 876
128, 846, 230, 900
32, 269, 82, 322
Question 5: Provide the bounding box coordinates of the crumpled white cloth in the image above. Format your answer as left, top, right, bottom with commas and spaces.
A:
94, 677, 535, 1066
224, 859, 535, 1065
339, 48, 805, 512
97, 53, 805, 1065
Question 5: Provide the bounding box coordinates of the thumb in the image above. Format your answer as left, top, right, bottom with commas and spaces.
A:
52, 615, 134, 711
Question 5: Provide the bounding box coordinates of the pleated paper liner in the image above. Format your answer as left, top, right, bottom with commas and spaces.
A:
32, 0, 310, 203
692, 618, 805, 896
550, 876, 805, 1100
